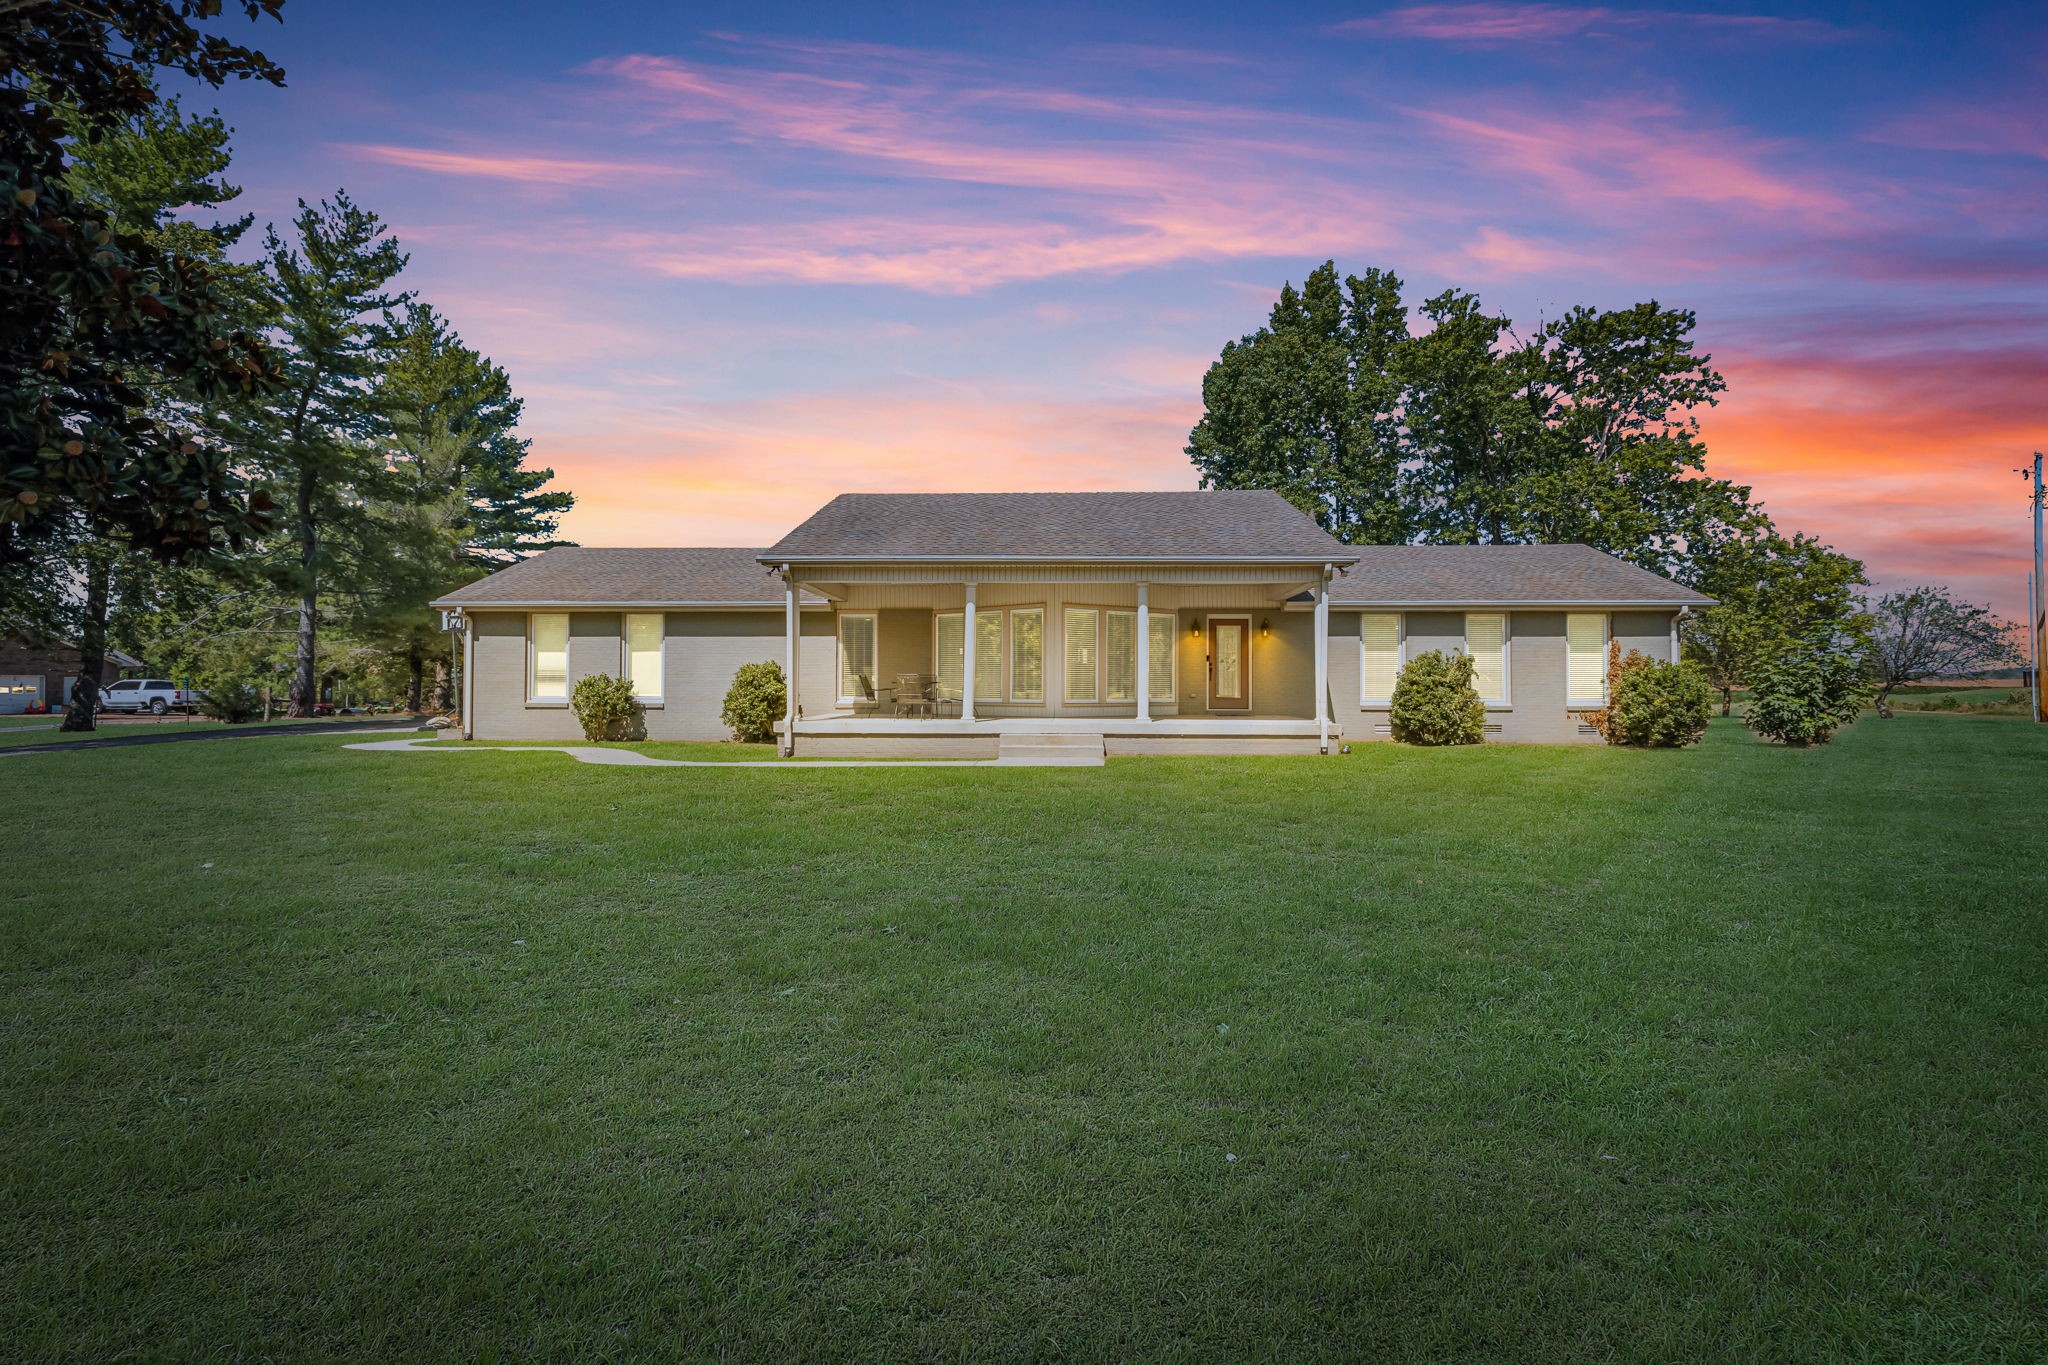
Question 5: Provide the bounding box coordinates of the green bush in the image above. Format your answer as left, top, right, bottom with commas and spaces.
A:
1745, 638, 1873, 747
1603, 654, 1713, 748
570, 673, 645, 741
1388, 649, 1486, 746
194, 675, 262, 724
721, 660, 787, 744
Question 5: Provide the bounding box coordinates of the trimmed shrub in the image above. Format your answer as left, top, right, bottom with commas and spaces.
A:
1604, 654, 1713, 747
1745, 638, 1873, 747
570, 673, 645, 741
721, 660, 787, 744
195, 674, 262, 724
1388, 649, 1486, 746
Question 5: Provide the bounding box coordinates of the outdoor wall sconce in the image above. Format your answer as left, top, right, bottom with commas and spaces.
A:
1188, 620, 1200, 637
1259, 618, 1272, 639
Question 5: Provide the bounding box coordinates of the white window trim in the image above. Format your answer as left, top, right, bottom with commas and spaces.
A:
1147, 610, 1178, 707
1567, 612, 1611, 708
622, 612, 665, 707
1064, 609, 1097, 716
1104, 608, 1140, 704
1008, 605, 1047, 705
1465, 612, 1511, 709
527, 612, 570, 707
973, 607, 1007, 704
837, 611, 879, 706
1359, 612, 1404, 707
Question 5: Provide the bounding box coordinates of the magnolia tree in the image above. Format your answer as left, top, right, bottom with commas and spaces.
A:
1868, 587, 2021, 714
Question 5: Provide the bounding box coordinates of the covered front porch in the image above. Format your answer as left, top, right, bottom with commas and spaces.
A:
770, 556, 1342, 758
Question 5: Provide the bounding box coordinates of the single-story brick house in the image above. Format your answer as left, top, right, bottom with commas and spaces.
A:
0, 625, 143, 715
433, 491, 1713, 757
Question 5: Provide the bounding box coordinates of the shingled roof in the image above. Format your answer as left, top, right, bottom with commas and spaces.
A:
433, 548, 818, 608
760, 491, 1355, 562
1329, 544, 1713, 606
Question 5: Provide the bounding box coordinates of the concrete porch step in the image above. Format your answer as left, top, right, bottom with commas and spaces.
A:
997, 732, 1105, 766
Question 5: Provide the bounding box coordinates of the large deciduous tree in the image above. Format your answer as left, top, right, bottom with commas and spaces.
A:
1867, 586, 2019, 714
1, 0, 282, 575
1186, 261, 1763, 576
1188, 262, 1410, 544
1681, 530, 1870, 715
48, 88, 260, 729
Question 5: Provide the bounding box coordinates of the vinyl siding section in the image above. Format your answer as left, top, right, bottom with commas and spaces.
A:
1335, 607, 1679, 744
469, 609, 832, 742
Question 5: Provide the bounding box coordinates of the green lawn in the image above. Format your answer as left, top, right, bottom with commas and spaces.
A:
0, 715, 391, 747
4, 717, 2043, 1360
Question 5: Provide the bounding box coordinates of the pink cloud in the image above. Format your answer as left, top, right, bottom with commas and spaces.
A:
1411, 102, 1847, 221
1342, 4, 1842, 44
340, 143, 688, 186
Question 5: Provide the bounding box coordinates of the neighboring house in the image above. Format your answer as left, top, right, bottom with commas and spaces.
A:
433, 491, 1713, 756
0, 627, 143, 715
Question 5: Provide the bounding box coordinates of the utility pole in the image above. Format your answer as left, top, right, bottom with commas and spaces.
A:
2032, 453, 2045, 723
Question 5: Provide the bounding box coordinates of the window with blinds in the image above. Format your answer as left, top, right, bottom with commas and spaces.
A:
935, 612, 965, 701
1360, 613, 1401, 703
625, 613, 664, 699
1467, 613, 1507, 703
1567, 613, 1608, 705
1064, 607, 1099, 702
1011, 609, 1045, 701
837, 613, 877, 702
1148, 612, 1176, 704
1105, 611, 1137, 701
975, 611, 1004, 702
529, 613, 569, 700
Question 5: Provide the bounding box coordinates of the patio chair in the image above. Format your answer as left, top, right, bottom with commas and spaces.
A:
851, 673, 883, 717
894, 673, 936, 719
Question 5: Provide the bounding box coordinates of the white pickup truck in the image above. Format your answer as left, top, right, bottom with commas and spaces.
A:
97, 679, 199, 715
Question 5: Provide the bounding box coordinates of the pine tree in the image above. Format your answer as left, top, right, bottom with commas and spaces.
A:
249, 193, 411, 717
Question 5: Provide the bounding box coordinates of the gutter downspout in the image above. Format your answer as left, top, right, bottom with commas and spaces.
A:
461, 614, 475, 741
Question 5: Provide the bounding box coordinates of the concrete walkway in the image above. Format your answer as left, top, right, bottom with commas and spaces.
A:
344, 736, 1101, 768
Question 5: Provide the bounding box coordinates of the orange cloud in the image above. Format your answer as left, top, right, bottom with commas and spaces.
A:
527, 385, 1201, 547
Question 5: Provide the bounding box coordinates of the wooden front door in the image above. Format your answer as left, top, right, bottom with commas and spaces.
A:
1207, 617, 1249, 711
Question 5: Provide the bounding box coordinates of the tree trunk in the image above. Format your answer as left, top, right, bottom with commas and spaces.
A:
1720, 686, 1732, 717
288, 465, 319, 717
433, 657, 451, 712
407, 647, 424, 713
58, 553, 112, 732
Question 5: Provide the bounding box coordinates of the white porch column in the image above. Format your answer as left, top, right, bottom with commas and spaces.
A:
961, 580, 977, 723
1135, 581, 1151, 722
782, 568, 799, 756
1315, 564, 1332, 754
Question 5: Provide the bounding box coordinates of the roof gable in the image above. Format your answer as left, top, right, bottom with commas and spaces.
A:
761, 491, 1353, 562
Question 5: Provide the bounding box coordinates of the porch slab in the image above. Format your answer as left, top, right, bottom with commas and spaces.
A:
783, 712, 1337, 757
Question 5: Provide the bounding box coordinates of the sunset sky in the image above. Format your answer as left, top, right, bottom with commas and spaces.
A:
188, 1, 2046, 617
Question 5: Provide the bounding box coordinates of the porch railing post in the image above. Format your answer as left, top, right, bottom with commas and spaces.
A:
1136, 581, 1150, 722
1315, 564, 1331, 754
962, 580, 977, 723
